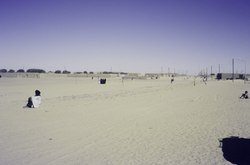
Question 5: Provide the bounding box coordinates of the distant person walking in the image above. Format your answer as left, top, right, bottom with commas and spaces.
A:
240, 91, 248, 99
171, 75, 174, 84
24, 90, 42, 108
203, 76, 207, 85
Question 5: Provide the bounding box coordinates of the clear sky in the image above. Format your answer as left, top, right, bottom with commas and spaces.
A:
1, 0, 250, 75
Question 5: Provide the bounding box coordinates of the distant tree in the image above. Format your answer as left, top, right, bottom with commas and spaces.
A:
8, 69, 15, 73
89, 71, 94, 74
83, 71, 88, 74
17, 69, 25, 73
0, 69, 7, 73
120, 72, 128, 75
62, 70, 71, 74
74, 72, 82, 74
55, 70, 61, 74
27, 69, 46, 73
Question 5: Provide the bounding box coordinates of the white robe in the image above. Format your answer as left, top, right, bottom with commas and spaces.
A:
31, 96, 42, 108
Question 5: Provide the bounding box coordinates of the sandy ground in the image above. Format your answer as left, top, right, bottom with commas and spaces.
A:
0, 76, 249, 165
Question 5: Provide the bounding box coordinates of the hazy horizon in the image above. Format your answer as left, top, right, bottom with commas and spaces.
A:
1, 0, 250, 75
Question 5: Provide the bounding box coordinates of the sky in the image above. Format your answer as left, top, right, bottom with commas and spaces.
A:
0, 0, 250, 75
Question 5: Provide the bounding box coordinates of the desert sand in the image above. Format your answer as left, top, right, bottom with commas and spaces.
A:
0, 76, 249, 165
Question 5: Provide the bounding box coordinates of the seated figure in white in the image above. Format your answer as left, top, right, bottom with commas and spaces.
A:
25, 90, 42, 108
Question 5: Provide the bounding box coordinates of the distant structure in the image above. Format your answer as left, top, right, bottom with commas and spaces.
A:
0, 72, 40, 78
216, 73, 249, 80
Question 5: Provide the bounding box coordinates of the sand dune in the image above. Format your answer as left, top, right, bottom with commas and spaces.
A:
0, 76, 249, 165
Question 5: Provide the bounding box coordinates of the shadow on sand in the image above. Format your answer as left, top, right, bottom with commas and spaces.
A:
219, 136, 250, 165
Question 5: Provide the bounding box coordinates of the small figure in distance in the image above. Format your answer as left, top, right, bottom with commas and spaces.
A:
240, 91, 249, 99
203, 76, 207, 85
171, 75, 174, 84
23, 90, 42, 108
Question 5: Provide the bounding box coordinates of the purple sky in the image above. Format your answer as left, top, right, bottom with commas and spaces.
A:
1, 0, 250, 74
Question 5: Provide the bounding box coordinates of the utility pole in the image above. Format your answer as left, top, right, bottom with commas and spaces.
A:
210, 65, 213, 79
232, 58, 234, 82
244, 60, 246, 84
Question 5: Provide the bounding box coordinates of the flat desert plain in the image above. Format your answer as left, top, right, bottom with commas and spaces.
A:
0, 76, 249, 165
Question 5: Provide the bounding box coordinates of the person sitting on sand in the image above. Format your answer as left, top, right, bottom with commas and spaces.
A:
24, 90, 42, 108
240, 91, 248, 99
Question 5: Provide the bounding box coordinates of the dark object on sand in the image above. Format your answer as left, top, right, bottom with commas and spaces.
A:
170, 74, 174, 84
100, 79, 106, 84
171, 78, 174, 83
240, 91, 248, 99
219, 136, 250, 165
26, 97, 33, 108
